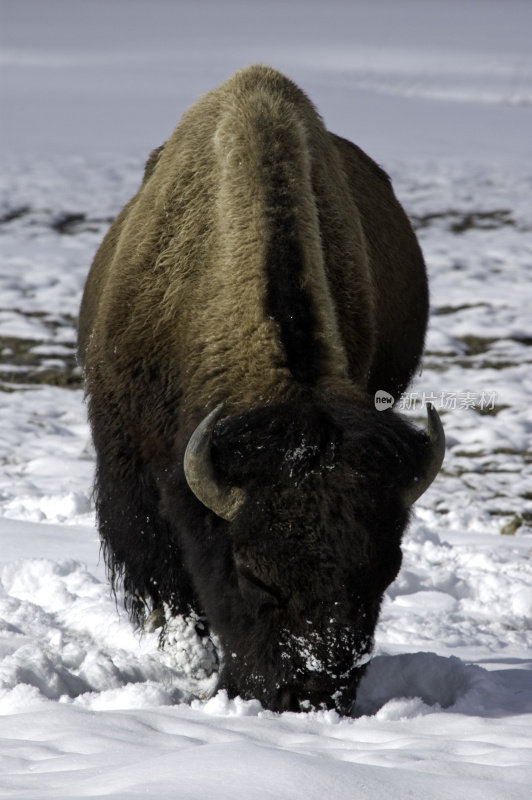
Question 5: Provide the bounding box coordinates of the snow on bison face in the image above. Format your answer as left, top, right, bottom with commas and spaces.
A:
183, 398, 444, 713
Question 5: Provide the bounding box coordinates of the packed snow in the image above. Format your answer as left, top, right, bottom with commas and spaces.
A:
1, 0, 531, 797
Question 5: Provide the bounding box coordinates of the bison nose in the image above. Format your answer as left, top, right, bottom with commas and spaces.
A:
277, 678, 342, 713
277, 686, 301, 713
277, 682, 335, 712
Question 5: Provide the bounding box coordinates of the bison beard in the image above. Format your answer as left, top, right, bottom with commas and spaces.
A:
78, 65, 444, 714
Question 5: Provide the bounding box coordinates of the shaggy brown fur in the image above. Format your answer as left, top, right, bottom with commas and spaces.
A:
79, 65, 431, 713
79, 66, 426, 430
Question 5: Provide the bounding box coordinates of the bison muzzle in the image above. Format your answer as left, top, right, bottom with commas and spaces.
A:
78, 65, 444, 714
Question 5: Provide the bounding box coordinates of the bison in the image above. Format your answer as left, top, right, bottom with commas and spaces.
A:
78, 65, 444, 714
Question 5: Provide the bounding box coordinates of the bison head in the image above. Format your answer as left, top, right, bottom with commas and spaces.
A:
183, 396, 444, 713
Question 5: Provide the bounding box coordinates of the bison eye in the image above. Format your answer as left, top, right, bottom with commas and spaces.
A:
237, 565, 287, 606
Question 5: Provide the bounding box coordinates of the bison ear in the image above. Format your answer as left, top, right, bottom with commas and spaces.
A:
402, 403, 445, 507
184, 404, 246, 521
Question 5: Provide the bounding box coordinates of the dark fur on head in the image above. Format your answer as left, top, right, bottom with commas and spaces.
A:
158, 390, 435, 713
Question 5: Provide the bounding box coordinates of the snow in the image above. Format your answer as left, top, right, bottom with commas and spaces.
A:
1, 0, 532, 796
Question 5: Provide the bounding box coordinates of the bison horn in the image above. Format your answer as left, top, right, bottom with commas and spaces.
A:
403, 402, 445, 507
184, 403, 246, 521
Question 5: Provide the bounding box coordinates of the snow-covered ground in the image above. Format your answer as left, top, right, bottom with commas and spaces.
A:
1, 1, 532, 797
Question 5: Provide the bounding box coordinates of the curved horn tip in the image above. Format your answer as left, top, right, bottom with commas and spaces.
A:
426, 402, 446, 458
184, 403, 246, 522
185, 403, 226, 460
403, 402, 446, 507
